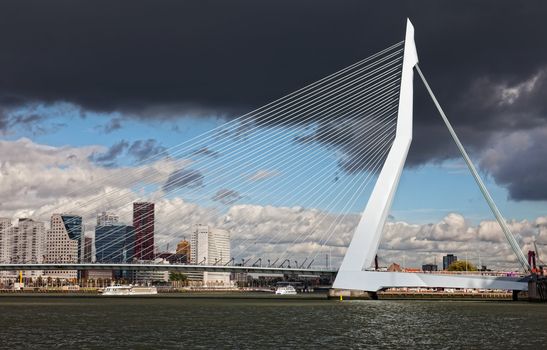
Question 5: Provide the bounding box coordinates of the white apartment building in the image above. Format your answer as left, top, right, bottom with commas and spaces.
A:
0, 218, 46, 278
10, 218, 46, 264
44, 214, 81, 279
190, 224, 209, 264
0, 218, 11, 264
190, 224, 231, 286
0, 218, 13, 279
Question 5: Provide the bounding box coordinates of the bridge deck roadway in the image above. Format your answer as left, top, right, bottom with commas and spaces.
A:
0, 263, 337, 277
334, 271, 530, 291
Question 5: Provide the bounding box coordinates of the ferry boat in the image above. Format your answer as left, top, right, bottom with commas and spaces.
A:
275, 285, 297, 295
61, 285, 81, 292
101, 285, 158, 296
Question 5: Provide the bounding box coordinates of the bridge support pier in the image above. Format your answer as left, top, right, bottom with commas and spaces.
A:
528, 275, 547, 302
328, 288, 377, 300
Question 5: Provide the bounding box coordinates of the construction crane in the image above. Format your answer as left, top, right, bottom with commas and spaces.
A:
532, 224, 546, 268
533, 239, 546, 266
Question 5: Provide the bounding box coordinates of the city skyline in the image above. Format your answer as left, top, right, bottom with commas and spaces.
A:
0, 207, 537, 272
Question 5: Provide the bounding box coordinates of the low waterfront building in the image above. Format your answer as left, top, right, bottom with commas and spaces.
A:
128, 258, 169, 283
443, 254, 458, 270
81, 269, 114, 285
422, 263, 438, 272
387, 263, 402, 272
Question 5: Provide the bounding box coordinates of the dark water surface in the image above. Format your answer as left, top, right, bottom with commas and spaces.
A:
0, 294, 546, 349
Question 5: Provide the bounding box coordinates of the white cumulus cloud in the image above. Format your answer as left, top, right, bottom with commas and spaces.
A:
1, 138, 545, 271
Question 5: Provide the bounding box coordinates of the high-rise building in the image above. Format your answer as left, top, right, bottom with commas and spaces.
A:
0, 218, 11, 265
0, 218, 11, 279
190, 224, 231, 286
44, 214, 82, 279
96, 211, 119, 227
133, 202, 155, 260
209, 228, 230, 266
83, 235, 94, 263
10, 218, 46, 264
95, 224, 135, 263
81, 234, 116, 281
0, 218, 46, 278
442, 254, 458, 270
176, 239, 190, 263
190, 224, 209, 264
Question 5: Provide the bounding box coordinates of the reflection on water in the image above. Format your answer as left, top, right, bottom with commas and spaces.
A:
0, 295, 546, 349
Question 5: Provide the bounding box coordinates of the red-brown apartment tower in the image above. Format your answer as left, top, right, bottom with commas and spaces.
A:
133, 202, 155, 260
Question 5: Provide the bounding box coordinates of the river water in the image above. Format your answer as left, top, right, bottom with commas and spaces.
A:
0, 294, 545, 349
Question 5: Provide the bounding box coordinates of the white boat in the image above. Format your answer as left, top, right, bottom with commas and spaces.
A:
275, 285, 297, 295
101, 285, 158, 296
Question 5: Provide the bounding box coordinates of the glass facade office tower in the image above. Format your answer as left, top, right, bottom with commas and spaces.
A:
62, 215, 83, 262
133, 202, 155, 261
95, 224, 135, 263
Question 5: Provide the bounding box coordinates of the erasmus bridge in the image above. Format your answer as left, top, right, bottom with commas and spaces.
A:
0, 20, 533, 293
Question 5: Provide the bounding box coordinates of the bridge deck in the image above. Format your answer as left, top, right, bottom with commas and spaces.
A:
334, 271, 530, 291
0, 263, 337, 276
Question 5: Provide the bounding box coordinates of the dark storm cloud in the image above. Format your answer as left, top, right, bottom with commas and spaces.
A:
88, 140, 129, 167
96, 118, 123, 134
9, 114, 45, 126
88, 138, 167, 166
212, 188, 242, 205
1, 1, 547, 199
191, 147, 220, 158
127, 139, 167, 162
479, 128, 547, 201
0, 108, 8, 131
163, 169, 204, 191
0, 1, 477, 115
4, 112, 65, 136
0, 110, 45, 132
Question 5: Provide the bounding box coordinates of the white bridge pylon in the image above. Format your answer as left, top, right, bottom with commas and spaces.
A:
333, 19, 529, 292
